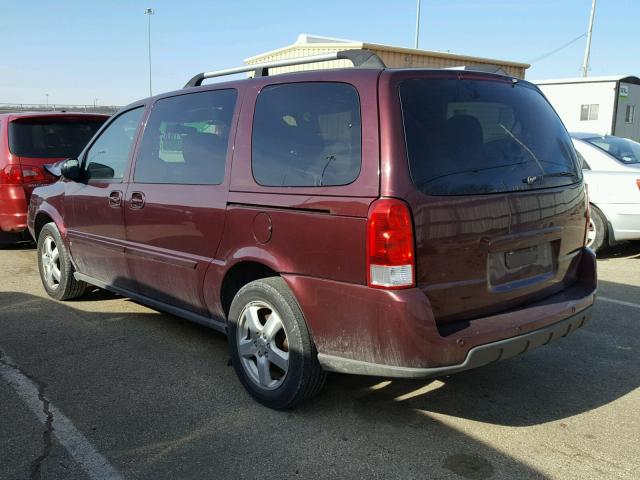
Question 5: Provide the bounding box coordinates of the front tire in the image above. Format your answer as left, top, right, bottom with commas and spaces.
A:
37, 223, 86, 300
227, 277, 326, 409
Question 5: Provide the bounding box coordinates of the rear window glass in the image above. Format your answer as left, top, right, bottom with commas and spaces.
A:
8, 117, 106, 158
252, 82, 361, 187
400, 78, 580, 196
585, 136, 640, 164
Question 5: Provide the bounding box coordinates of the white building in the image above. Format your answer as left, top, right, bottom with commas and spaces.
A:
534, 76, 640, 141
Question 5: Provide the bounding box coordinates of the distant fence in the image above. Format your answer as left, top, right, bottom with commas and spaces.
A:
0, 103, 120, 115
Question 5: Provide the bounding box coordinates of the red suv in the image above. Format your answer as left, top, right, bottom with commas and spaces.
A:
0, 112, 108, 244
28, 51, 596, 408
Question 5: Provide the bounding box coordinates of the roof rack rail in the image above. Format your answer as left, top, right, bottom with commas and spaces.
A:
183, 49, 386, 88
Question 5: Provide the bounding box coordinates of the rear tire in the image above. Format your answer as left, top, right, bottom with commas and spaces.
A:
227, 277, 326, 409
37, 223, 86, 300
587, 205, 607, 253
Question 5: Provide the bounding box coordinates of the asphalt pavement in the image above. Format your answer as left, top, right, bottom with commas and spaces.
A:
1, 243, 639, 479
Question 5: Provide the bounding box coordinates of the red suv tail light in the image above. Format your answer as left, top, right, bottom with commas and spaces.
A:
21, 165, 50, 185
636, 179, 640, 191
366, 198, 415, 289
0, 165, 23, 184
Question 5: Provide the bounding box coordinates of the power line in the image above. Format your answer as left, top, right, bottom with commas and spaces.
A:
527, 33, 587, 65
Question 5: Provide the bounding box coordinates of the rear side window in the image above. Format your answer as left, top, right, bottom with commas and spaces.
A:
252, 82, 361, 187
400, 78, 580, 196
8, 117, 106, 158
134, 89, 237, 184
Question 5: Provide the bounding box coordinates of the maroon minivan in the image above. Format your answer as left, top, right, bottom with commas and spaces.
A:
28, 51, 596, 408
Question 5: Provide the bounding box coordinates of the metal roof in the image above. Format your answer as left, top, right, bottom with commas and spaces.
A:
534, 75, 640, 86
245, 35, 530, 69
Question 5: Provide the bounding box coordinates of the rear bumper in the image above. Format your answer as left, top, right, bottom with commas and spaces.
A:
0, 185, 28, 233
318, 307, 591, 378
284, 248, 597, 376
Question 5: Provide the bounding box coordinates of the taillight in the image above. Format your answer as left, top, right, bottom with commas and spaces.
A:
21, 165, 49, 184
636, 179, 640, 191
584, 183, 590, 247
366, 198, 415, 289
0, 165, 23, 184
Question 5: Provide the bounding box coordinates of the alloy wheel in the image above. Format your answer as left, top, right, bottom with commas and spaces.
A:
41, 235, 61, 290
236, 301, 290, 390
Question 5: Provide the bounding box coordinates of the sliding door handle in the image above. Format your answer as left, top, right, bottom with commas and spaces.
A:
108, 190, 122, 208
129, 191, 146, 209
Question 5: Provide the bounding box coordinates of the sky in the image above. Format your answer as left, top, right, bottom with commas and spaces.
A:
1, 0, 638, 106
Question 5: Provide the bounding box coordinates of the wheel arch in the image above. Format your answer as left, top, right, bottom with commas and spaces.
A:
32, 206, 66, 242
219, 260, 279, 318
589, 202, 615, 246
34, 212, 55, 240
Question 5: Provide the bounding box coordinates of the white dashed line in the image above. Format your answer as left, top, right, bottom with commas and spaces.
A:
598, 296, 640, 310
0, 353, 124, 480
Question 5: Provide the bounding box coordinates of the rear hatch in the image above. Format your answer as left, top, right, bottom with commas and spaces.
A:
395, 72, 587, 324
8, 115, 106, 193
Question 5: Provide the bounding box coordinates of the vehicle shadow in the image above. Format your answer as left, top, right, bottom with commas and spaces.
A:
598, 241, 640, 260
0, 241, 36, 251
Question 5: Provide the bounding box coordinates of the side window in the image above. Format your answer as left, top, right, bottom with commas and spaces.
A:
134, 89, 237, 185
84, 107, 143, 181
252, 82, 361, 187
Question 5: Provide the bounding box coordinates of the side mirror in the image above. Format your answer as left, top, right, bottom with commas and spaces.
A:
60, 158, 81, 181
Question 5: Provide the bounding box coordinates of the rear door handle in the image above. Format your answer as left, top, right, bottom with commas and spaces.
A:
108, 190, 122, 208
130, 191, 146, 210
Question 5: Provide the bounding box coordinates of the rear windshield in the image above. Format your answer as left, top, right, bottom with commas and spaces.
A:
584, 136, 640, 164
400, 77, 581, 196
8, 117, 106, 158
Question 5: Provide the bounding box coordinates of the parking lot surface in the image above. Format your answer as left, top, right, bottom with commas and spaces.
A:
1, 244, 639, 480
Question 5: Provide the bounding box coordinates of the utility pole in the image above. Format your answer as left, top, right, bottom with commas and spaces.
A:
581, 0, 597, 77
45, 93, 49, 107
144, 8, 155, 96
414, 0, 421, 49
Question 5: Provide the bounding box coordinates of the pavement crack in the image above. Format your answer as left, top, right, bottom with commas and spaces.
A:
0, 348, 54, 480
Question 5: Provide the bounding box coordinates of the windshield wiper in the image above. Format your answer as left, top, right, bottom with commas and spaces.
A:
522, 171, 578, 185
499, 123, 546, 175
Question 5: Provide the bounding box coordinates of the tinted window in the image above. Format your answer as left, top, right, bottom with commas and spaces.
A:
8, 117, 106, 158
400, 78, 580, 196
252, 82, 361, 187
134, 90, 236, 185
84, 108, 143, 181
585, 136, 640, 164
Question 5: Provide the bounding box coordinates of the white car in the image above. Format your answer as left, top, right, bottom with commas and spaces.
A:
572, 134, 640, 252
